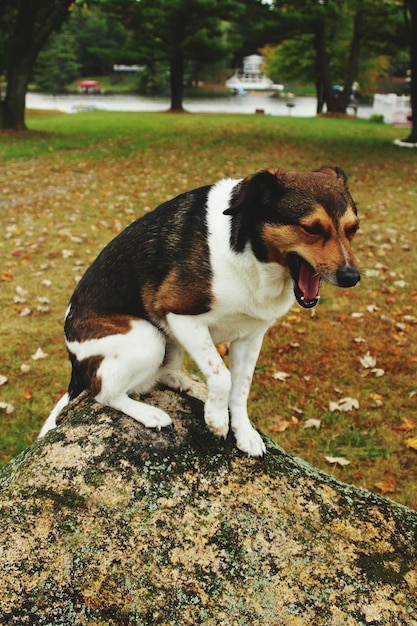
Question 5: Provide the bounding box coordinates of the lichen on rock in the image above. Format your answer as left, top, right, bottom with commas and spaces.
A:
0, 384, 416, 625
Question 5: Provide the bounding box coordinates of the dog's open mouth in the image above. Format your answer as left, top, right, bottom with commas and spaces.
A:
287, 253, 321, 309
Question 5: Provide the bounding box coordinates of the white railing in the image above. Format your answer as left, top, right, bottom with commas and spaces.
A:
372, 93, 411, 124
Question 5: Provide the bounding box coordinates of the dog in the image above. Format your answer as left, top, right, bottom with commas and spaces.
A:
39, 166, 360, 457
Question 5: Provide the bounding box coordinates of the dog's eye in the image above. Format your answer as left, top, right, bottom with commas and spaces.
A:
301, 222, 325, 236
345, 223, 359, 239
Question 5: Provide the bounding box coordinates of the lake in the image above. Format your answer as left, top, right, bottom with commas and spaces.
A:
26, 92, 373, 119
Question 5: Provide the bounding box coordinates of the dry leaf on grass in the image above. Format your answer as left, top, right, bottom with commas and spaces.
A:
0, 402, 14, 415
272, 371, 290, 381
374, 475, 397, 494
329, 397, 359, 412
324, 455, 351, 467
359, 352, 376, 369
303, 418, 321, 430
31, 347, 48, 360
393, 419, 415, 433
405, 437, 417, 451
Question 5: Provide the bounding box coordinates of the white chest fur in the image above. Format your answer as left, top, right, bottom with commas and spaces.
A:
201, 179, 295, 342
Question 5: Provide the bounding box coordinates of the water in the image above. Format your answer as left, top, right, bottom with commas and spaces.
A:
26, 91, 372, 119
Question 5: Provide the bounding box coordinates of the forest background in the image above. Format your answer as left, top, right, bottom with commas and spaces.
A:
0, 0, 416, 135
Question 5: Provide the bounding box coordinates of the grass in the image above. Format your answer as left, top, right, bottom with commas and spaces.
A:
1, 109, 417, 508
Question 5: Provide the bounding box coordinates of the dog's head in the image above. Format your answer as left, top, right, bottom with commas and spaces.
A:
224, 166, 360, 308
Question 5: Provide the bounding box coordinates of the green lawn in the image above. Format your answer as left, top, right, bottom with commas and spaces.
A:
1, 109, 416, 508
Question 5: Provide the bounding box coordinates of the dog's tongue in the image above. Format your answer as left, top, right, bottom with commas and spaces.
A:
299, 259, 320, 302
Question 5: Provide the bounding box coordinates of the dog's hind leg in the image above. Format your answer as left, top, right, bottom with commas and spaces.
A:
68, 320, 172, 430
157, 339, 195, 393
228, 332, 267, 457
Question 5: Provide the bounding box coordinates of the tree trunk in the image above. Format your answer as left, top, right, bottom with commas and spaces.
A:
403, 0, 417, 143
337, 12, 362, 114
314, 25, 339, 114
315, 78, 324, 115
169, 53, 185, 112
0, 0, 73, 131
0, 384, 416, 625
1, 64, 31, 130
314, 12, 361, 115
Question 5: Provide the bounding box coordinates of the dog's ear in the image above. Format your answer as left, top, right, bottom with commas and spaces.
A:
223, 169, 285, 216
316, 165, 348, 185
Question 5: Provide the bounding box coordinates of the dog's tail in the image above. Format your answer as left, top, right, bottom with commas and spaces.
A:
38, 355, 88, 438
38, 392, 70, 438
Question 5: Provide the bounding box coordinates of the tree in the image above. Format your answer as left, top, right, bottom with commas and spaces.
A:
401, 0, 417, 143
0, 386, 416, 622
65, 5, 130, 77
258, 0, 406, 115
34, 28, 80, 93
101, 0, 242, 111
0, 0, 74, 130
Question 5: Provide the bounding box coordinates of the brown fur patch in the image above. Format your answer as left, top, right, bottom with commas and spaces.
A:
66, 314, 136, 342
142, 269, 213, 319
83, 355, 104, 397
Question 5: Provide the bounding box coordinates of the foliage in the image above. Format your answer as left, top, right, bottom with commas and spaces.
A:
65, 5, 131, 76
0, 111, 416, 508
259, 0, 406, 112
34, 29, 81, 93
97, 0, 244, 108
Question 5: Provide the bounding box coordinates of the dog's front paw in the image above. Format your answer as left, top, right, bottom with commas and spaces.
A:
205, 409, 229, 439
234, 425, 266, 458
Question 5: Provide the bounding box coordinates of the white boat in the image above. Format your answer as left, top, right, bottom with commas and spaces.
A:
226, 73, 284, 93
226, 54, 284, 93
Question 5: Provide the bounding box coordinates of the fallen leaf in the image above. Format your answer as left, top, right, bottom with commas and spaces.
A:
0, 375, 8, 386
273, 371, 290, 381
304, 418, 321, 430
405, 437, 417, 451
20, 363, 31, 373
270, 420, 292, 433
371, 368, 385, 377
359, 352, 376, 369
324, 455, 351, 467
394, 419, 415, 432
216, 343, 229, 357
0, 401, 14, 414
22, 387, 33, 400
329, 397, 359, 412
31, 347, 48, 360
374, 475, 397, 494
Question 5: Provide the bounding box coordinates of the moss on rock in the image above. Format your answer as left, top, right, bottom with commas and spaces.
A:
0, 384, 416, 625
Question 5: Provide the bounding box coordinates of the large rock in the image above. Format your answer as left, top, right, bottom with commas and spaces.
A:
0, 383, 416, 625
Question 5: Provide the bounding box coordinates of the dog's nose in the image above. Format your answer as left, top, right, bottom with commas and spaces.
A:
336, 265, 360, 288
